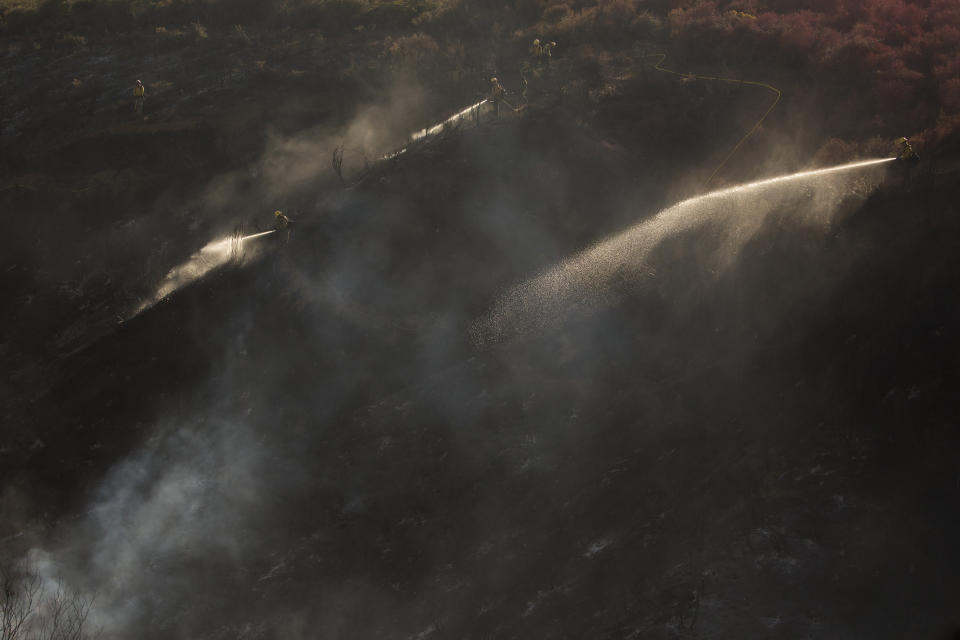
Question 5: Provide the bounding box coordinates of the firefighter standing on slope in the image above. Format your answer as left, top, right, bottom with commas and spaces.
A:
530, 38, 556, 65
133, 79, 145, 118
274, 210, 291, 242
542, 40, 556, 61
531, 38, 542, 59
490, 76, 505, 119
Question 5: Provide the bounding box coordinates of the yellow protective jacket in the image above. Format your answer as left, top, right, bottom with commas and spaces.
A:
897, 140, 917, 160
133, 84, 145, 98
491, 80, 505, 99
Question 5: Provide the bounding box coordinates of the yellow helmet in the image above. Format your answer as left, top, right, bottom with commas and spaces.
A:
274, 210, 283, 217
898, 137, 909, 143
533, 38, 540, 45
491, 77, 498, 83
550, 41, 556, 46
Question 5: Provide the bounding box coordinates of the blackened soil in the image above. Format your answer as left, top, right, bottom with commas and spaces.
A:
2, 37, 960, 638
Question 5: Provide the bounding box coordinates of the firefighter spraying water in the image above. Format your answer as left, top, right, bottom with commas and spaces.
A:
274, 210, 292, 242
896, 136, 919, 162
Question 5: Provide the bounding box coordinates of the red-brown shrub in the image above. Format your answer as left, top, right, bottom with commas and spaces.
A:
659, 0, 960, 143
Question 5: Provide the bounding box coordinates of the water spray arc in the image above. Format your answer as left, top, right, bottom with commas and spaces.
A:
473, 158, 896, 344
410, 100, 490, 144
329, 99, 491, 170
238, 230, 276, 242
129, 229, 276, 319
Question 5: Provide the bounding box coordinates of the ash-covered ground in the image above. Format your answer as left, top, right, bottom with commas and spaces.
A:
2, 14, 960, 639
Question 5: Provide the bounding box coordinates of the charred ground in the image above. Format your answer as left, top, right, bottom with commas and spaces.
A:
2, 0, 960, 638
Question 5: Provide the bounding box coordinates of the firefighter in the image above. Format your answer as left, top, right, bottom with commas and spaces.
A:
133, 79, 145, 118
490, 76, 505, 119
530, 38, 556, 65
272, 210, 292, 243
896, 136, 918, 162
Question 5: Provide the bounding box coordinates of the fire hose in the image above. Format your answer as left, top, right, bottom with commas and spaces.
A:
644, 53, 782, 188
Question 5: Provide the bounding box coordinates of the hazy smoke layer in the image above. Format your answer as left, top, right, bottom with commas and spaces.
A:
130, 92, 485, 322
473, 158, 895, 344
56, 411, 270, 637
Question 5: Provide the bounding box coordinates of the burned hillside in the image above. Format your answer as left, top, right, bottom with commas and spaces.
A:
2, 0, 960, 638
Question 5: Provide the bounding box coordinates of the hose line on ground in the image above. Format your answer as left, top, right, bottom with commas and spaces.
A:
644, 53, 782, 188
499, 97, 522, 112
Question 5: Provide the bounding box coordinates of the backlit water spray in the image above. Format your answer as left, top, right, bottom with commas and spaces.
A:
473, 158, 896, 343
382, 100, 489, 161
129, 229, 276, 318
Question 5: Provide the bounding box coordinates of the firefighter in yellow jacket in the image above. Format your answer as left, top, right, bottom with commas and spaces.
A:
896, 136, 918, 162
133, 79, 145, 118
530, 38, 556, 65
